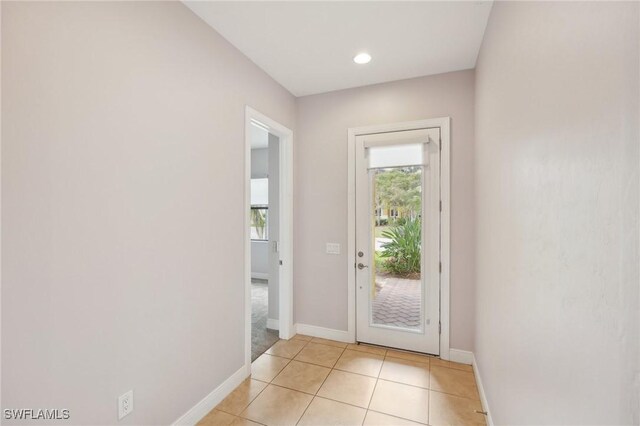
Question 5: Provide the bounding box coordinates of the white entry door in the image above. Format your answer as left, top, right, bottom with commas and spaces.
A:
355, 128, 441, 355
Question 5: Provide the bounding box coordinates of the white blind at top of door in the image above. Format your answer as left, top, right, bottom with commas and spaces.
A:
362, 128, 431, 169
368, 143, 424, 169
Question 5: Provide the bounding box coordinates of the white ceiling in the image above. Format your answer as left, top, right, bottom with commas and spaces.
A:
184, 1, 493, 96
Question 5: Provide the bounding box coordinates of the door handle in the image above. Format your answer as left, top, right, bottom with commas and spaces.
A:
357, 263, 368, 270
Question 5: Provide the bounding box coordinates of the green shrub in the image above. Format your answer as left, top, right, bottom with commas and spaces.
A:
374, 251, 386, 272
379, 218, 421, 276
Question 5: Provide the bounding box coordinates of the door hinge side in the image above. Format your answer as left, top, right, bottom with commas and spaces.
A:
438, 321, 441, 334
439, 262, 442, 273
439, 200, 442, 212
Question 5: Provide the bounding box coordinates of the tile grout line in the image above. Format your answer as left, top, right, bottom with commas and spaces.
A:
427, 388, 481, 402
248, 355, 479, 417
215, 378, 271, 419
373, 376, 481, 402
237, 338, 306, 423
264, 339, 308, 389
310, 394, 372, 412
427, 358, 432, 416
237, 336, 483, 425
267, 382, 380, 413
331, 366, 381, 380
427, 358, 432, 424
309, 344, 370, 425
287, 338, 471, 370
317, 344, 347, 393
266, 342, 481, 404
366, 408, 430, 426
233, 380, 270, 422
364, 349, 384, 413
365, 378, 379, 412
293, 343, 347, 426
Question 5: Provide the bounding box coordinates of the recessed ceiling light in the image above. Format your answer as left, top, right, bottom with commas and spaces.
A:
353, 53, 372, 64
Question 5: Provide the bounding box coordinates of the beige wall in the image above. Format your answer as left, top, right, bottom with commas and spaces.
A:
474, 2, 639, 423
295, 70, 476, 351
1, 2, 295, 424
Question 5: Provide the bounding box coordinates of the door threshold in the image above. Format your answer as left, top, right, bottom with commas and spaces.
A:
355, 341, 438, 358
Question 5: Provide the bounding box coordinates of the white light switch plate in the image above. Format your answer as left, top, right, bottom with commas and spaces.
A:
326, 243, 341, 255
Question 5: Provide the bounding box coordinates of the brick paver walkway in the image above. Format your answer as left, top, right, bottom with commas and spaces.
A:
372, 276, 421, 329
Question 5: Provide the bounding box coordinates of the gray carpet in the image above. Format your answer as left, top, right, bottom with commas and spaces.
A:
251, 279, 279, 361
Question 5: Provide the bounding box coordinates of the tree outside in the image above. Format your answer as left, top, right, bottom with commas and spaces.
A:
374, 166, 422, 224
373, 166, 422, 277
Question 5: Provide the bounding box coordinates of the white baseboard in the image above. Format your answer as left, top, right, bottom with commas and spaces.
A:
251, 272, 268, 280
294, 323, 353, 343
267, 318, 279, 330
449, 348, 473, 365
172, 364, 249, 426
472, 354, 494, 426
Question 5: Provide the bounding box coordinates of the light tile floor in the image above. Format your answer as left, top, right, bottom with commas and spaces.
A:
199, 336, 487, 426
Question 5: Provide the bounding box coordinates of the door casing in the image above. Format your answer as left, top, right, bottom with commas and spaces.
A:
355, 128, 440, 354
244, 106, 294, 372
347, 117, 451, 359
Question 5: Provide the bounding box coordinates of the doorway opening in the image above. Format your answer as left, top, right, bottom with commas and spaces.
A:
244, 107, 294, 368
249, 125, 280, 361
347, 118, 452, 359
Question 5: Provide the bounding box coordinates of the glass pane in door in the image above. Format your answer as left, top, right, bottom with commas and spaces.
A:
370, 165, 423, 331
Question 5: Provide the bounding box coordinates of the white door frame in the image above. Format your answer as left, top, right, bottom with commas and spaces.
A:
347, 117, 451, 360
244, 106, 294, 369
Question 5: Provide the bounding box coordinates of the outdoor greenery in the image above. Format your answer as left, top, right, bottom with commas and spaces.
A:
379, 218, 422, 276
374, 166, 422, 226
373, 166, 422, 277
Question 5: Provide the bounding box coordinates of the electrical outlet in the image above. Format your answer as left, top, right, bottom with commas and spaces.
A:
118, 390, 133, 420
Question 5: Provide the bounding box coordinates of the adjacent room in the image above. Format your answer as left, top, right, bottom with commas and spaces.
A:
249, 121, 280, 361
1, 1, 638, 425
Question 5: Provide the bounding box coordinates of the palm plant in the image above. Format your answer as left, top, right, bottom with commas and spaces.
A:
379, 218, 421, 276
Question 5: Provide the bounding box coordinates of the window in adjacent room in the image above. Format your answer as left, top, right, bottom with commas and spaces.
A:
250, 178, 269, 240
